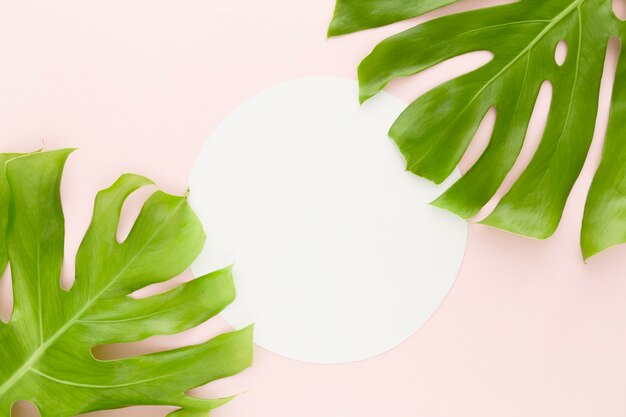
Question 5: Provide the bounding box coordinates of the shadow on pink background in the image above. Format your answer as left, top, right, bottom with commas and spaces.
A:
2, 0, 626, 416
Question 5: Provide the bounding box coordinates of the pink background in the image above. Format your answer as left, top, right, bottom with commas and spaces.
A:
2, 0, 626, 416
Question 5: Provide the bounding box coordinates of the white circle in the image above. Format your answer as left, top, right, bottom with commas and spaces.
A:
189, 77, 467, 364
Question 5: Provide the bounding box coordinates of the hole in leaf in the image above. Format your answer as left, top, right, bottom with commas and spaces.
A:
11, 401, 40, 417
578, 37, 621, 205
555, 40, 568, 66
614, 0, 626, 20
385, 50, 493, 102
187, 367, 253, 400
116, 185, 156, 244
417, 0, 518, 25
92, 316, 232, 360
459, 107, 496, 173
131, 269, 192, 300
58, 154, 82, 291
0, 265, 13, 323
473, 80, 553, 221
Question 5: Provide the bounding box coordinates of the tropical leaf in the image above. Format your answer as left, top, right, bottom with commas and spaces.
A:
328, 0, 626, 259
0, 150, 253, 416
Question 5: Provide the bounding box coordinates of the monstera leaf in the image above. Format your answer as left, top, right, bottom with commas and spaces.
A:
329, 0, 626, 259
0, 150, 253, 416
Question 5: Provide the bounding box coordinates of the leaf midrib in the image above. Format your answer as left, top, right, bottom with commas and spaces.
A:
0, 197, 185, 397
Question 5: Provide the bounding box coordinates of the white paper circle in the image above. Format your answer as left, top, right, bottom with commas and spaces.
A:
189, 77, 467, 364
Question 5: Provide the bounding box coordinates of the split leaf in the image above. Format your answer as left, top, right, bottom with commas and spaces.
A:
0, 150, 252, 416
329, 0, 626, 259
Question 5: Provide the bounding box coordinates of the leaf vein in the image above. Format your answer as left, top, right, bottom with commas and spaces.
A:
31, 368, 167, 389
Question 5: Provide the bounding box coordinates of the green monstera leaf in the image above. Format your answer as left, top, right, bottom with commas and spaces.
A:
329, 0, 626, 259
0, 150, 253, 416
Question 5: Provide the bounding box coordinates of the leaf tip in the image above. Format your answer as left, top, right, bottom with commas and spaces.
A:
326, 0, 346, 38
221, 263, 235, 275
327, 24, 339, 39
581, 240, 609, 263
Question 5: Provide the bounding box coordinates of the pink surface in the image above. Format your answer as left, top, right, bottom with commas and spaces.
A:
2, 0, 626, 416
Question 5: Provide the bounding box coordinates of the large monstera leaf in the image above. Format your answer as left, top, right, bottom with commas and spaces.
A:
0, 150, 253, 416
329, 0, 626, 259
